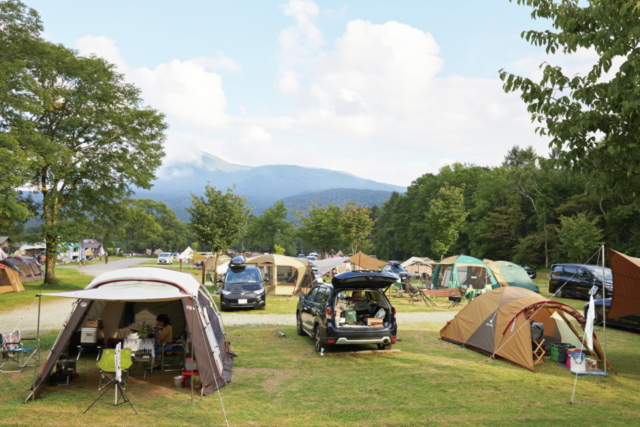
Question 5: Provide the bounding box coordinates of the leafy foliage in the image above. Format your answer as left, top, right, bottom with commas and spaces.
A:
0, 2, 167, 282
557, 213, 603, 262
424, 184, 467, 260
339, 203, 376, 254
502, 0, 640, 201
187, 185, 250, 278
295, 204, 342, 258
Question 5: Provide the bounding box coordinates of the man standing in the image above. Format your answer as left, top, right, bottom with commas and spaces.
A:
105, 252, 109, 264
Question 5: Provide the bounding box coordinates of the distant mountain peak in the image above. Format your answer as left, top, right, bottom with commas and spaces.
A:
201, 152, 252, 173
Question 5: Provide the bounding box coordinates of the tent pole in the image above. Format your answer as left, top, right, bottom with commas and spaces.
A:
33, 294, 41, 406
191, 298, 194, 404
602, 244, 607, 374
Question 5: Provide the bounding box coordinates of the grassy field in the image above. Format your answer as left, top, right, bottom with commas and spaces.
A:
0, 269, 91, 311
1, 322, 639, 426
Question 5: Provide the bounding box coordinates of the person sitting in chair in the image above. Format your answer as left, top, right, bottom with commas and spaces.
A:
348, 291, 371, 312
153, 314, 173, 367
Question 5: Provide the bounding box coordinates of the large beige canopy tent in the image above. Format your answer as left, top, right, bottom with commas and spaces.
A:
0, 263, 24, 294
247, 254, 313, 295
204, 255, 231, 272
346, 252, 387, 271
27, 268, 234, 402
440, 287, 614, 372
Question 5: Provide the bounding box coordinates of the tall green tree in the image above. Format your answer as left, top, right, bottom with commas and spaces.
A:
296, 204, 342, 258
557, 213, 603, 262
424, 183, 467, 260
1, 2, 166, 282
187, 186, 250, 281
501, 0, 640, 202
244, 201, 294, 253
339, 203, 375, 254
122, 199, 188, 254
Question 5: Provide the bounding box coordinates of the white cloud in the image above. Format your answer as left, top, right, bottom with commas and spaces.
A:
129, 60, 228, 130
75, 35, 129, 71
192, 54, 242, 72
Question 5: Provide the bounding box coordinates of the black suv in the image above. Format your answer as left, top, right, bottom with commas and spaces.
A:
549, 263, 613, 300
296, 271, 398, 352
220, 256, 266, 311
382, 261, 410, 282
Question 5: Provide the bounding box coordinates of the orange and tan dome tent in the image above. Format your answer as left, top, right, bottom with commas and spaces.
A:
440, 287, 614, 372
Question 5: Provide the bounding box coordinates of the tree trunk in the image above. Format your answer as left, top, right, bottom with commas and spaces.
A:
213, 252, 220, 286
43, 192, 58, 284
543, 223, 549, 267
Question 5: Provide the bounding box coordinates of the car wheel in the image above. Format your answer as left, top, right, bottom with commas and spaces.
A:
314, 326, 322, 353
377, 343, 392, 351
296, 313, 305, 336
594, 291, 603, 300
556, 288, 564, 298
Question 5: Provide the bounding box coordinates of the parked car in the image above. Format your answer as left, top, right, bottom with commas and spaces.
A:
521, 265, 536, 279
296, 271, 398, 352
584, 299, 640, 333
306, 256, 317, 261
382, 261, 410, 282
308, 252, 320, 258
157, 252, 173, 265
549, 264, 613, 300
220, 256, 266, 311
298, 254, 306, 258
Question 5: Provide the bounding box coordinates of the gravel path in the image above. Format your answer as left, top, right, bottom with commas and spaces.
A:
220, 311, 456, 327
58, 257, 153, 277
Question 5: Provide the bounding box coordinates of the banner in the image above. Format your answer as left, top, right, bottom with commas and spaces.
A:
585, 295, 595, 352
115, 343, 122, 382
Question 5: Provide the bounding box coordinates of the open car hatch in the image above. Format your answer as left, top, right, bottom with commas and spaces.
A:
331, 271, 398, 290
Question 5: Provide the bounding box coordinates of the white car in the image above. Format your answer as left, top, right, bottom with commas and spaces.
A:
157, 253, 173, 265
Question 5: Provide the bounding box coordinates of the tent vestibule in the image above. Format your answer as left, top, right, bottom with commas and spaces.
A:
0, 263, 24, 293
26, 267, 234, 402
247, 254, 313, 296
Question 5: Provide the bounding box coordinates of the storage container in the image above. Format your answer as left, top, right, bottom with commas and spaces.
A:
343, 309, 357, 323
86, 319, 102, 328
569, 351, 586, 373
80, 327, 98, 344
185, 357, 198, 371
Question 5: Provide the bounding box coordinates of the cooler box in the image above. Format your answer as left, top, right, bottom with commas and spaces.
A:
365, 318, 384, 328
80, 328, 98, 344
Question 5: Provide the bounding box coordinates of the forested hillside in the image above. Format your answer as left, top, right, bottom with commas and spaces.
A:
369, 147, 640, 268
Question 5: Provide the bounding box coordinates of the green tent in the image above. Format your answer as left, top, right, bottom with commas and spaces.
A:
431, 255, 499, 291
485, 260, 539, 293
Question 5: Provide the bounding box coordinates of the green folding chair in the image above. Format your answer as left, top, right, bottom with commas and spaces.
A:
1, 330, 39, 373
97, 349, 133, 390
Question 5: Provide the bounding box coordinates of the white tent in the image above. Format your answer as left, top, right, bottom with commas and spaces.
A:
177, 246, 195, 261
0, 248, 7, 260
313, 257, 348, 276
28, 267, 235, 402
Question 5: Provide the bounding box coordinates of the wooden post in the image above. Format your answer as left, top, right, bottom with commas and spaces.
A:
201, 264, 205, 285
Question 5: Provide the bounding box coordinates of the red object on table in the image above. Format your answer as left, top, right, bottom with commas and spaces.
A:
107, 338, 125, 349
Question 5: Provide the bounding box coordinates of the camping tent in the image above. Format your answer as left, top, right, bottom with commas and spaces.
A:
204, 255, 231, 272
346, 252, 387, 271
1, 256, 43, 282
606, 247, 640, 318
247, 254, 313, 296
313, 257, 348, 276
26, 267, 234, 402
440, 287, 614, 372
484, 260, 539, 293
193, 252, 213, 265
402, 257, 435, 278
177, 246, 195, 261
431, 255, 498, 290
0, 263, 24, 294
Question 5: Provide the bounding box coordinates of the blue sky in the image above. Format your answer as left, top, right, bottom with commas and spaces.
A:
28, 0, 566, 186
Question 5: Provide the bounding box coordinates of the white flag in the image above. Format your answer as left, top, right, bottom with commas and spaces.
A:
115, 343, 122, 382
585, 295, 595, 352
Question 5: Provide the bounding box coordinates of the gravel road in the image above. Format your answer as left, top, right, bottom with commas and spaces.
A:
6, 304, 456, 334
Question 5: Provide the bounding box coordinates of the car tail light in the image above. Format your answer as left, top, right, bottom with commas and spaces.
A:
327, 339, 336, 344
392, 307, 396, 315
391, 337, 397, 342
326, 307, 332, 317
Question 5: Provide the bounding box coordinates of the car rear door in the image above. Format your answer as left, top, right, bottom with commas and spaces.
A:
301, 288, 318, 330
312, 286, 331, 327
562, 266, 578, 297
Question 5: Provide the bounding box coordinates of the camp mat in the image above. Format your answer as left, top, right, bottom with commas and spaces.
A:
557, 363, 608, 376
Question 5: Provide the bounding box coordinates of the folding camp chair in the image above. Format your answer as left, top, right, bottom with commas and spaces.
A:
157, 332, 187, 372
403, 279, 436, 307
532, 338, 545, 366
0, 330, 39, 373
97, 349, 133, 390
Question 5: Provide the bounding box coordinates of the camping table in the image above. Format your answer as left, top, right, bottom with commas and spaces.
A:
123, 338, 155, 379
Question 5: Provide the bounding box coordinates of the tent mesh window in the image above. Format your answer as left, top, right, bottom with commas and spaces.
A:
458, 266, 490, 290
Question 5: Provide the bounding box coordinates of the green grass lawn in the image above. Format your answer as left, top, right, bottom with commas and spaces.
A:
0, 269, 91, 311
1, 323, 638, 426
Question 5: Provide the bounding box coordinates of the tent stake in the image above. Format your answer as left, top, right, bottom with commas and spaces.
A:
602, 245, 607, 374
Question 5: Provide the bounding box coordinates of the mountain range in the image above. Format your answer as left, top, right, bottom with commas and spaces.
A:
136, 152, 405, 221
